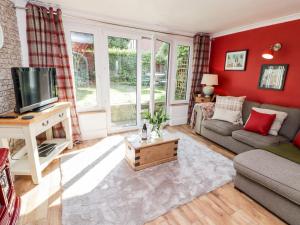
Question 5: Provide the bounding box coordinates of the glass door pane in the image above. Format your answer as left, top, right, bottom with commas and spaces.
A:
108, 36, 137, 128
154, 40, 170, 112
141, 37, 152, 119
71, 32, 97, 109
175, 45, 191, 100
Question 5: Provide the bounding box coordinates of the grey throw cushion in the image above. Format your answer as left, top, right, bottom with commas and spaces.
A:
234, 150, 300, 205
261, 104, 300, 140
202, 119, 242, 136
232, 130, 288, 148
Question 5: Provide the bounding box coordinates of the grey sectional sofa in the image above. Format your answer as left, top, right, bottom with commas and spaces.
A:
194, 100, 300, 225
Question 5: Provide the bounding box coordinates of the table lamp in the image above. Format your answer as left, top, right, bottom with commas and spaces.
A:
201, 74, 218, 97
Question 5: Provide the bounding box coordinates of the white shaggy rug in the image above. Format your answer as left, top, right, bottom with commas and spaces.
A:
60, 132, 235, 225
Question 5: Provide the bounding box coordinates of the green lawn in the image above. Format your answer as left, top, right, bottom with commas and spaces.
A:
76, 84, 166, 107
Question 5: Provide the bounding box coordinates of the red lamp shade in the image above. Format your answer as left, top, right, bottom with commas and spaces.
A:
262, 49, 274, 59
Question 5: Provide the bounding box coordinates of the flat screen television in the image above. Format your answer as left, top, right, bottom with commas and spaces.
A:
11, 67, 58, 114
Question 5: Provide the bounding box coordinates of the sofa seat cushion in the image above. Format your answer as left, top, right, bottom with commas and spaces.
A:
202, 119, 242, 136
264, 143, 300, 164
232, 130, 288, 148
234, 150, 300, 205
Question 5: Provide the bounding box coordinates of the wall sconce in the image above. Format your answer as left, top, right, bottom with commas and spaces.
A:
262, 43, 282, 59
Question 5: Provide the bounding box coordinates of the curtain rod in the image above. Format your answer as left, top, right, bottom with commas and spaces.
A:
14, 5, 195, 38
15, 0, 199, 38
63, 14, 195, 38
14, 5, 58, 15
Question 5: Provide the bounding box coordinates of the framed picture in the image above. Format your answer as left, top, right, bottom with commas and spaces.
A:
224, 50, 248, 71
258, 64, 288, 90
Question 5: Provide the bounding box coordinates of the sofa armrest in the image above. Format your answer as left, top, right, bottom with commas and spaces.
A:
191, 102, 215, 134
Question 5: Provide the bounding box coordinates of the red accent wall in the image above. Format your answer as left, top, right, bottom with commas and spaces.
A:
210, 19, 300, 108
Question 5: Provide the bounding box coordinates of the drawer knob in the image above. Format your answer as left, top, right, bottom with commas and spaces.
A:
42, 120, 49, 126
59, 113, 64, 118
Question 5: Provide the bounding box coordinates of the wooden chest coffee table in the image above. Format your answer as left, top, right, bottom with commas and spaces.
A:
125, 135, 179, 171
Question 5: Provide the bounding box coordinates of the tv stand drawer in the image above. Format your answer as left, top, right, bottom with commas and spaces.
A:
33, 109, 68, 135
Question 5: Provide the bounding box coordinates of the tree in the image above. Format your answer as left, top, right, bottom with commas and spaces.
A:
155, 43, 169, 65
108, 37, 130, 49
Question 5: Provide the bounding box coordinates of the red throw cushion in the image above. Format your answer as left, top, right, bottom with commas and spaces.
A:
244, 109, 276, 136
293, 132, 300, 148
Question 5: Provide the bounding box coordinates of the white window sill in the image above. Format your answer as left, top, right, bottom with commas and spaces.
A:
77, 107, 106, 114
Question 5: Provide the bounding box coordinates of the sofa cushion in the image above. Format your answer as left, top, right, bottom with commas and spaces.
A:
212, 108, 241, 124
252, 107, 288, 136
232, 130, 288, 148
214, 95, 246, 124
234, 150, 300, 205
264, 143, 300, 164
261, 104, 300, 140
293, 132, 300, 149
202, 119, 242, 136
244, 109, 276, 136
242, 100, 261, 124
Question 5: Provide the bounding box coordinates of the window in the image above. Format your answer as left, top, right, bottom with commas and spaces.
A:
71, 31, 97, 109
66, 20, 193, 132
174, 45, 191, 101
154, 40, 170, 112
108, 36, 137, 128
141, 37, 152, 119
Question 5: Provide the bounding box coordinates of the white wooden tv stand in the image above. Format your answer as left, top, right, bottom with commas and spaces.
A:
0, 102, 73, 184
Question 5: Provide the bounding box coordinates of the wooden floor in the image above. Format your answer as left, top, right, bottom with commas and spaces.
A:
14, 125, 286, 225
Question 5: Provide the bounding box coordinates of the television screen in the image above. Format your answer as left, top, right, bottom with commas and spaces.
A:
11, 67, 58, 113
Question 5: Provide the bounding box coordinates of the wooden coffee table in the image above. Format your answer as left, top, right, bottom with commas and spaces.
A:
125, 135, 179, 171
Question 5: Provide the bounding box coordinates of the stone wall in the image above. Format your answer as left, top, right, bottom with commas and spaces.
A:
0, 0, 22, 113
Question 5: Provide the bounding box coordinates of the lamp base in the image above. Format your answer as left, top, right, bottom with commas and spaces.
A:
203, 85, 214, 97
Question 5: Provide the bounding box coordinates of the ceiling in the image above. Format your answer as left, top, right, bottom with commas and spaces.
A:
41, 0, 300, 35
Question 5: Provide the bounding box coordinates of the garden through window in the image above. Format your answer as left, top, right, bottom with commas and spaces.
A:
154, 40, 170, 112
108, 36, 137, 128
175, 45, 190, 100
71, 32, 97, 109
141, 37, 152, 120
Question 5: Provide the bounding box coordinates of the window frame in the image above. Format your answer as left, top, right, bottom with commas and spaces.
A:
65, 23, 103, 112
63, 18, 194, 133
170, 40, 193, 105
103, 29, 142, 133
152, 35, 173, 117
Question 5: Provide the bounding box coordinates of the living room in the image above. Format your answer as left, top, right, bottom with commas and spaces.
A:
0, 0, 299, 224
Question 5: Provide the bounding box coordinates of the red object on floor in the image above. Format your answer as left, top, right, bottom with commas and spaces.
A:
0, 148, 21, 225
293, 132, 300, 149
244, 109, 276, 136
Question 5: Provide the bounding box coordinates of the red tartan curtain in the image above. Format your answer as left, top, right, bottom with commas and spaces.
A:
26, 3, 81, 140
187, 34, 210, 124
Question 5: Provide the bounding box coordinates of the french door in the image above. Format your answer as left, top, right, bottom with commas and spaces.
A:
107, 34, 170, 132
153, 39, 170, 113
108, 36, 138, 129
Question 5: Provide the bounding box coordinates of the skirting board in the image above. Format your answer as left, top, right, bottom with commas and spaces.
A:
81, 129, 107, 140
169, 116, 188, 126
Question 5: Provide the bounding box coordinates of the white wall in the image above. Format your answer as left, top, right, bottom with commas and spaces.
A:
78, 111, 107, 140
169, 105, 189, 126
